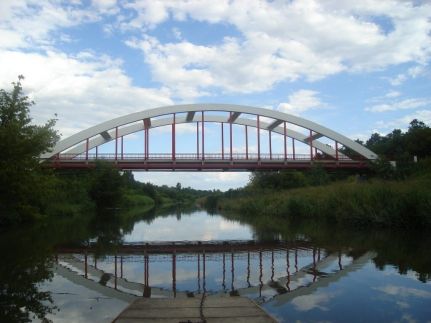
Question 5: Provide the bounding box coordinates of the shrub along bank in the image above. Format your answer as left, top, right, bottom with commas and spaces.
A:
218, 176, 431, 228
209, 121, 431, 229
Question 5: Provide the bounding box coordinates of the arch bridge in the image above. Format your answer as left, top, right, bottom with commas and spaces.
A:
41, 104, 377, 171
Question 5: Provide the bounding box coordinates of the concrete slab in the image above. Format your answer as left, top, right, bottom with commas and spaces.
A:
113, 296, 278, 322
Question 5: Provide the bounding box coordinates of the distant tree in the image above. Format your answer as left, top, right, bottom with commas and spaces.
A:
0, 76, 59, 225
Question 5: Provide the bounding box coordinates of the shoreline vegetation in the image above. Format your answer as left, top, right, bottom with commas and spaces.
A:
202, 119, 431, 228
215, 173, 431, 228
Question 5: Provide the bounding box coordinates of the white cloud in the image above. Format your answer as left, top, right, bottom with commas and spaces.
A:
389, 65, 427, 86
0, 1, 98, 50
291, 292, 336, 311
385, 91, 401, 98
375, 285, 431, 299
91, 0, 119, 14
375, 110, 431, 131
123, 0, 431, 96
278, 90, 324, 115
366, 98, 430, 112
0, 50, 172, 137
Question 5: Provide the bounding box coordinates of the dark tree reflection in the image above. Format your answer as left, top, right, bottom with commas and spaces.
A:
0, 227, 56, 322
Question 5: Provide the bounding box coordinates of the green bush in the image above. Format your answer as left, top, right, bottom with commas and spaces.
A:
219, 178, 431, 228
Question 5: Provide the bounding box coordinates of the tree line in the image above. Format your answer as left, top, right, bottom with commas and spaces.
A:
0, 78, 208, 227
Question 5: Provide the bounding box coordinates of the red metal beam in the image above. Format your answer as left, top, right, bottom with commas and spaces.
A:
85, 138, 89, 160
269, 130, 272, 160
196, 121, 199, 159
48, 161, 369, 171
221, 122, 224, 160
309, 129, 313, 161
57, 240, 313, 255
114, 255, 118, 289
245, 125, 248, 160
230, 112, 233, 161
121, 136, 124, 160
84, 253, 88, 278
146, 128, 149, 160
284, 122, 287, 161
115, 127, 118, 161
49, 160, 369, 171
335, 141, 339, 161
142, 120, 147, 159
257, 115, 260, 161
201, 111, 205, 161
172, 113, 176, 161
172, 251, 176, 297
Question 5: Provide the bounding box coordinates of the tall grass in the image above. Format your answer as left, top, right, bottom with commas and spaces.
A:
220, 178, 431, 228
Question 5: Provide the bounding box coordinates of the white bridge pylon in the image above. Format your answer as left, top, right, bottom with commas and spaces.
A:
42, 104, 377, 162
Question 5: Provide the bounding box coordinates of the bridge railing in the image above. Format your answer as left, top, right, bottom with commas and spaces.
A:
51, 153, 357, 162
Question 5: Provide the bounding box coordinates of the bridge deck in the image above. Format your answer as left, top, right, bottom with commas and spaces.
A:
113, 297, 277, 323
46, 156, 368, 171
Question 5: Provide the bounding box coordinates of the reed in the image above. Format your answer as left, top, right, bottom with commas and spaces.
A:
219, 178, 431, 228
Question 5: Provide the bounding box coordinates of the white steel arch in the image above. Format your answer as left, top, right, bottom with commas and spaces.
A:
41, 104, 377, 160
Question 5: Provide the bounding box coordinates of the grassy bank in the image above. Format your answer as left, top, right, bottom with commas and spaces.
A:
218, 177, 431, 228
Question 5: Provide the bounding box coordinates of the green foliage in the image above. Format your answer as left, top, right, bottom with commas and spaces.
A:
220, 178, 431, 228
248, 166, 330, 191
89, 162, 125, 208
123, 172, 210, 206
0, 77, 59, 226
307, 165, 330, 186
366, 119, 431, 161
123, 190, 155, 208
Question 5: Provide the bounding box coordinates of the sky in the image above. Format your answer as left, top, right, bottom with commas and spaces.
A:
1, 0, 430, 190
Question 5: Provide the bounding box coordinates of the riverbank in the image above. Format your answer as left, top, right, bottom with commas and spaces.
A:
217, 175, 431, 228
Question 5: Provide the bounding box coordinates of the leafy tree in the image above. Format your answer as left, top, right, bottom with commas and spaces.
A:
364, 120, 431, 161
339, 139, 365, 159
249, 170, 309, 190
89, 162, 124, 208
406, 119, 431, 158
0, 76, 59, 225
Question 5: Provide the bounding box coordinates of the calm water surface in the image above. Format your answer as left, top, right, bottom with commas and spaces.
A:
1, 208, 430, 322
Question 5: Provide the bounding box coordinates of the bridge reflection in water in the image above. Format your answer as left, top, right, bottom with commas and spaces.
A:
54, 240, 373, 305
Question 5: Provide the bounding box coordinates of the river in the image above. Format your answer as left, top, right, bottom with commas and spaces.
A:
1, 207, 430, 322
